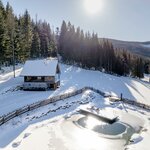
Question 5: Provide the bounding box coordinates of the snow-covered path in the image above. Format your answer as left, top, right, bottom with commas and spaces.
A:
0, 64, 150, 116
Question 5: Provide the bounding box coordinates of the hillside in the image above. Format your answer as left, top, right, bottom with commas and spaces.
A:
0, 63, 150, 116
101, 38, 150, 58
0, 63, 150, 150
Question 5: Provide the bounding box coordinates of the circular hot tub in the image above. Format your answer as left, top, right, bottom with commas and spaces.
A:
75, 116, 133, 139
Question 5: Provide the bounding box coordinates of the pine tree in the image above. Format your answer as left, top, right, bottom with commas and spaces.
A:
0, 1, 5, 68
132, 57, 144, 78
31, 28, 40, 58
4, 2, 15, 65
13, 16, 22, 63
59, 20, 67, 56
21, 10, 33, 61
144, 61, 150, 74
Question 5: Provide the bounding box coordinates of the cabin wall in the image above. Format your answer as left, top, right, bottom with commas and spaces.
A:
23, 76, 60, 90
55, 73, 60, 82
24, 76, 55, 83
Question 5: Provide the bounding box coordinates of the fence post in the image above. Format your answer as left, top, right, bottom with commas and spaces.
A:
15, 110, 18, 116
0, 117, 4, 125
120, 93, 123, 101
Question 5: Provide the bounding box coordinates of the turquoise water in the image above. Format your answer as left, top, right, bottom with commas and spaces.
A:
76, 116, 135, 141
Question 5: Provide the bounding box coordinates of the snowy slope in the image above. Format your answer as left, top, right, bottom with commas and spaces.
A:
0, 90, 149, 150
0, 63, 150, 150
0, 63, 150, 116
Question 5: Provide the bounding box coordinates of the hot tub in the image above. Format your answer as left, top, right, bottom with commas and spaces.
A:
75, 116, 134, 139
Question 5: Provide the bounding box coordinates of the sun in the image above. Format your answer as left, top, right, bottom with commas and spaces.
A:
84, 0, 103, 15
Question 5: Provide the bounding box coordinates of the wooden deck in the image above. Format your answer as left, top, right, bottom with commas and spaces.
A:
78, 109, 118, 124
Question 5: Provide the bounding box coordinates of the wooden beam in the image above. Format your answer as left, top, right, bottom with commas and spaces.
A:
78, 109, 118, 124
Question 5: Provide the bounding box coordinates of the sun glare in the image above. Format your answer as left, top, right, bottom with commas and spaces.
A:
86, 116, 100, 129
84, 0, 103, 15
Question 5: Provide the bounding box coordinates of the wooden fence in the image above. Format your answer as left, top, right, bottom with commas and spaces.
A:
0, 87, 87, 126
121, 98, 150, 110
0, 86, 149, 126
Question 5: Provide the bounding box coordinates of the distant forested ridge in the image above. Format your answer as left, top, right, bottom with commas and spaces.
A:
0, 0, 149, 78
58, 21, 149, 78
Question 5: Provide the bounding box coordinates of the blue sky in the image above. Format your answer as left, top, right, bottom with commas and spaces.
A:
2, 0, 150, 41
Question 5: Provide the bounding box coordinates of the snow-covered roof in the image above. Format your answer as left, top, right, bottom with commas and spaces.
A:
20, 59, 59, 76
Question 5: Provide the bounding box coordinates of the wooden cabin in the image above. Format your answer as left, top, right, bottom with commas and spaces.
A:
20, 58, 60, 90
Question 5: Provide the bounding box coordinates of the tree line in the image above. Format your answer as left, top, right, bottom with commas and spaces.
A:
0, 1, 149, 78
58, 21, 149, 78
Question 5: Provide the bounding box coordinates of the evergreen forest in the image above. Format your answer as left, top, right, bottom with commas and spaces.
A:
0, 1, 149, 78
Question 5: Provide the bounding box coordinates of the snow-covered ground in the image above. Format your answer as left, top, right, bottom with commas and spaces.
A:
142, 74, 150, 83
0, 63, 150, 116
0, 90, 150, 150
0, 63, 150, 150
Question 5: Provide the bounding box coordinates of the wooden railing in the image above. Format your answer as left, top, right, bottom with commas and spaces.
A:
121, 98, 150, 110
0, 87, 149, 126
0, 87, 86, 126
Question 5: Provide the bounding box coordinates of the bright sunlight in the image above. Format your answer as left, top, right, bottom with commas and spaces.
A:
84, 0, 103, 15
86, 116, 102, 129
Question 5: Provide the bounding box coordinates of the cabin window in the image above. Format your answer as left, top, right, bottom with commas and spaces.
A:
36, 76, 44, 82
25, 76, 32, 82
45, 76, 54, 82
25, 76, 44, 82
37, 77, 42, 80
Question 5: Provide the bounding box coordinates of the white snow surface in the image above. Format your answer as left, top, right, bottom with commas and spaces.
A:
0, 90, 149, 150
142, 74, 150, 83
0, 63, 150, 117
0, 63, 150, 150
20, 59, 58, 76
